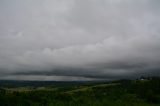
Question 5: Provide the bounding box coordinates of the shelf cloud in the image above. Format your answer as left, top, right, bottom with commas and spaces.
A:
0, 0, 160, 80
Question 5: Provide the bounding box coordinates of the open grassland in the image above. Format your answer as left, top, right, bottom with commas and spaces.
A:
0, 77, 160, 106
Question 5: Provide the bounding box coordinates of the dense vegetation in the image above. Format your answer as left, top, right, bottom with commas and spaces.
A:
0, 77, 160, 106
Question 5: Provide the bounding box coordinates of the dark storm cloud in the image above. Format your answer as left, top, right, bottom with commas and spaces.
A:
0, 0, 160, 80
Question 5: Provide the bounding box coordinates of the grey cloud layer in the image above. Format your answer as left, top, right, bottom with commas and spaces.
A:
0, 0, 160, 80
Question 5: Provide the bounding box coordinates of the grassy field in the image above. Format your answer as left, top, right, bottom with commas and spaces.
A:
0, 77, 160, 106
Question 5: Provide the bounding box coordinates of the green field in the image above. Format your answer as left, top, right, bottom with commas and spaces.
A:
0, 77, 160, 106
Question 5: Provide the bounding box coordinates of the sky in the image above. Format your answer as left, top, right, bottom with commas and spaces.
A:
0, 0, 160, 81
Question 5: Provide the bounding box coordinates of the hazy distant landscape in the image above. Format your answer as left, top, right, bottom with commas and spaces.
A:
0, 77, 160, 106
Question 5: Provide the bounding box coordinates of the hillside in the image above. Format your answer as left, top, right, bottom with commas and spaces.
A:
0, 77, 160, 106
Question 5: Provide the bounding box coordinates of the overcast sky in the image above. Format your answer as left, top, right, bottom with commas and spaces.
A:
0, 0, 160, 81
